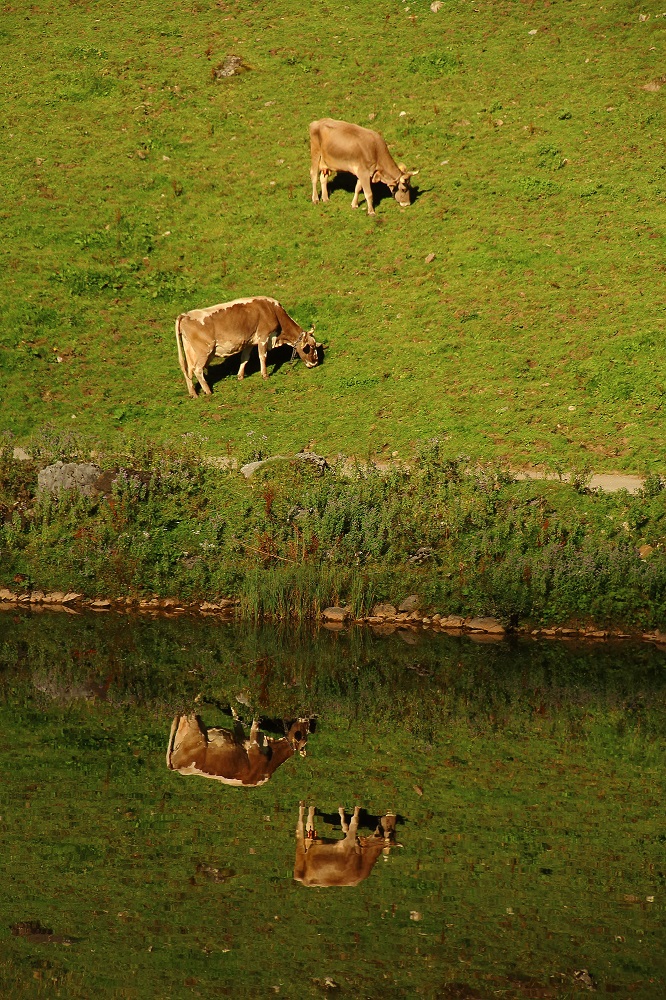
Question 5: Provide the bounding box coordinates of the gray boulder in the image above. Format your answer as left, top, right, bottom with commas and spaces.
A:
37, 461, 102, 497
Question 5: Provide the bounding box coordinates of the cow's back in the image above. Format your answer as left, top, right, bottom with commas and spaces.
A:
310, 118, 384, 174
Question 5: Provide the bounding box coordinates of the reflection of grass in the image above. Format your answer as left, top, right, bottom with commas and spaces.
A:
1, 619, 665, 997
1, 1, 665, 470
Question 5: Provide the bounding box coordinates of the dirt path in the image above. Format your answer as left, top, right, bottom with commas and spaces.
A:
512, 469, 644, 494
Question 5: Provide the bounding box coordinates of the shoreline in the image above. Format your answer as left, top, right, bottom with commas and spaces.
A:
2, 588, 665, 648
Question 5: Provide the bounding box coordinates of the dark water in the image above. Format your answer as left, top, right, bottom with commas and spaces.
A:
1, 609, 665, 998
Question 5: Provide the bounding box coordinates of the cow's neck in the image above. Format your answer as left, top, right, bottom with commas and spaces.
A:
377, 150, 401, 188
267, 738, 295, 771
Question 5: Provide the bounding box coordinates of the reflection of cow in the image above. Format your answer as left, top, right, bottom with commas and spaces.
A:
166, 714, 309, 787
294, 803, 397, 887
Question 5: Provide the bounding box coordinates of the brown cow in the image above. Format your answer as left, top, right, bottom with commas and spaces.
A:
309, 118, 417, 215
175, 296, 319, 397
166, 713, 309, 787
294, 803, 398, 887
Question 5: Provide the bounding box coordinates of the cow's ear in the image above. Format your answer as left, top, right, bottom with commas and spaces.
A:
307, 324, 315, 334
371, 170, 382, 184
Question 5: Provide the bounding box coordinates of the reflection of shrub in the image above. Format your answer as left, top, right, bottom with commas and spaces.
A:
408, 52, 459, 77
517, 175, 561, 200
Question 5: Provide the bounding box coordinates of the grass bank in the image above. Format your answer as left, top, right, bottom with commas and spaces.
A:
1, 0, 665, 469
2, 433, 666, 630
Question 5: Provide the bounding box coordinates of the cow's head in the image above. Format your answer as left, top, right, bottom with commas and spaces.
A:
391, 164, 419, 207
295, 326, 319, 369
286, 718, 310, 757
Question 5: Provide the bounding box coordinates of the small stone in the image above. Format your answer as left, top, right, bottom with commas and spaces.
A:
439, 615, 465, 628
29, 592, 46, 603
322, 607, 348, 622
0, 589, 17, 602
90, 599, 111, 608
425, 252, 435, 263
371, 603, 397, 618
639, 544, 653, 559
398, 595, 420, 612
409, 911, 423, 921
421, 617, 431, 625
61, 593, 82, 603
413, 785, 423, 796
12, 447, 32, 461
466, 617, 506, 634
430, 0, 443, 10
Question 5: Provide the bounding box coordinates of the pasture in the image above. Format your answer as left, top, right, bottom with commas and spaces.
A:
1, 0, 665, 470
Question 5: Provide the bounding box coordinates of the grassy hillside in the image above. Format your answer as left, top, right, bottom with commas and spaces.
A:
1, 0, 664, 469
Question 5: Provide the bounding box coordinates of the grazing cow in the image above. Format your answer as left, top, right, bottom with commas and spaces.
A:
166, 713, 310, 787
294, 803, 398, 887
309, 118, 417, 215
175, 296, 319, 397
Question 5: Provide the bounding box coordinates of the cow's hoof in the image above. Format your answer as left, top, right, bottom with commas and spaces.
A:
237, 374, 244, 381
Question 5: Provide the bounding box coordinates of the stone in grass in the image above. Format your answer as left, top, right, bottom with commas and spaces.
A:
322, 607, 349, 622
371, 603, 397, 618
37, 462, 102, 497
466, 617, 505, 634
398, 595, 420, 612
0, 589, 17, 602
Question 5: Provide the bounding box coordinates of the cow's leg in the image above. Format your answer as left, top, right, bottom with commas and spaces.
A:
250, 719, 261, 746
351, 178, 363, 210
257, 342, 269, 380
320, 170, 330, 203
350, 805, 360, 836
191, 352, 213, 395
306, 805, 317, 841
338, 806, 349, 833
310, 146, 320, 204
237, 346, 252, 381
360, 175, 375, 216
294, 802, 307, 880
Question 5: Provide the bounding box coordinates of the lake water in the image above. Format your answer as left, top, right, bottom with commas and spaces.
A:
1, 609, 664, 998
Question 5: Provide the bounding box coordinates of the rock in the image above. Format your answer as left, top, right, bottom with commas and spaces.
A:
398, 595, 420, 612
371, 603, 397, 618
12, 447, 32, 461
0, 589, 17, 602
38, 462, 102, 497
90, 599, 111, 608
424, 252, 436, 263
241, 453, 328, 479
439, 615, 465, 628
408, 547, 434, 565
294, 452, 328, 475
397, 629, 419, 644
28, 591, 46, 603
322, 607, 349, 622
61, 592, 82, 603
430, 1, 443, 11
639, 544, 654, 559
466, 617, 506, 634
212, 54, 249, 79
421, 617, 431, 625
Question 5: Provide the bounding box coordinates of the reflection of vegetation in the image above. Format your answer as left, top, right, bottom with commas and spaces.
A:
1, 616, 664, 997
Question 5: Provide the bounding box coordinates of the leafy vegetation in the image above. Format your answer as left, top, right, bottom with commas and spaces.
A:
1, 0, 664, 468
2, 435, 666, 629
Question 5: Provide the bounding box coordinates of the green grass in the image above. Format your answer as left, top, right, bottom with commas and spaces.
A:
1, 1, 664, 469
3, 439, 666, 628
1, 615, 665, 998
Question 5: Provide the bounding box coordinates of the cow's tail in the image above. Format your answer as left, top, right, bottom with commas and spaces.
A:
175, 314, 189, 381
166, 715, 180, 769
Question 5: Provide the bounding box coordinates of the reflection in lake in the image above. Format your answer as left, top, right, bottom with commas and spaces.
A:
166, 712, 310, 787
1, 610, 665, 998
295, 804, 398, 887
